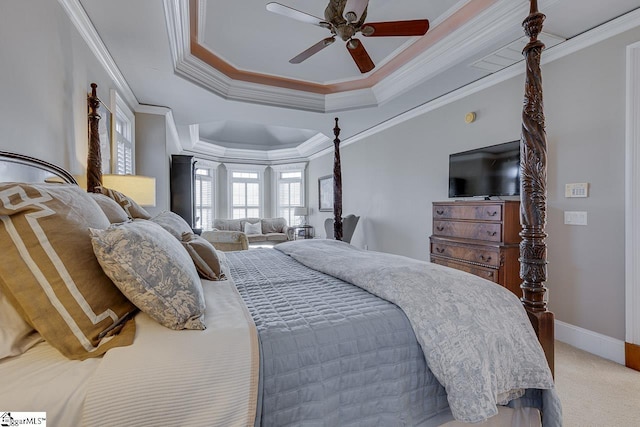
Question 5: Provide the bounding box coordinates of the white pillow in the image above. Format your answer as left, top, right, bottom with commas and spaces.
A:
244, 221, 262, 235
0, 290, 43, 360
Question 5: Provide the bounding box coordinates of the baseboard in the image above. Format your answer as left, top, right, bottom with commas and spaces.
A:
626, 342, 640, 371
555, 320, 625, 365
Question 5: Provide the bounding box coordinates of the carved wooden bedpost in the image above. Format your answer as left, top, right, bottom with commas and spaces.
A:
333, 117, 343, 240
519, 0, 554, 374
87, 83, 102, 193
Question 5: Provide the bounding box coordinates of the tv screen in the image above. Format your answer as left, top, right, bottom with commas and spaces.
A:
448, 140, 520, 198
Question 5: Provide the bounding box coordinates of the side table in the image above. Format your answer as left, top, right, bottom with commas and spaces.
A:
292, 225, 314, 240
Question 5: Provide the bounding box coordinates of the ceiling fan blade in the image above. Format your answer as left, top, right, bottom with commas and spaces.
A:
346, 38, 375, 73
290, 37, 336, 64
266, 2, 325, 27
361, 20, 429, 37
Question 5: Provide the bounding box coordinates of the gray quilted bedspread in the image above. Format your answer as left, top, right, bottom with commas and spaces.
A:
276, 240, 561, 425
225, 248, 451, 427
225, 245, 562, 426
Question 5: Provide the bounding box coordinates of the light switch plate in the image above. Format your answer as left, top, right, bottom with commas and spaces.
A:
564, 211, 588, 225
565, 183, 589, 198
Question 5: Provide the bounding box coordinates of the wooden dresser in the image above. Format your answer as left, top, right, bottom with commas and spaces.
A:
429, 200, 522, 297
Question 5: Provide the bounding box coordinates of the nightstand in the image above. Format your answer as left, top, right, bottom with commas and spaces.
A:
292, 225, 314, 240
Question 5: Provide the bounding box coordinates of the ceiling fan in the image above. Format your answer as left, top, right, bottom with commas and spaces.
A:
266, 0, 429, 74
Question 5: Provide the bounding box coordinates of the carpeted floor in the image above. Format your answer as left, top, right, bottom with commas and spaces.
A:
554, 341, 640, 426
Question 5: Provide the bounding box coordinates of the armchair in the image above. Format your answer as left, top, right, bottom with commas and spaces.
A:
324, 214, 360, 244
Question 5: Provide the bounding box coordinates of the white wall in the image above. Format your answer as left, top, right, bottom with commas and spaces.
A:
0, 0, 131, 176
308, 27, 640, 343
136, 112, 169, 216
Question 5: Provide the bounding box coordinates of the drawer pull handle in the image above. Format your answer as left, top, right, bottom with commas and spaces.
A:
487, 231, 497, 236
479, 255, 492, 262
436, 209, 445, 215
436, 226, 445, 232
435, 247, 445, 254
486, 271, 494, 278
487, 211, 498, 217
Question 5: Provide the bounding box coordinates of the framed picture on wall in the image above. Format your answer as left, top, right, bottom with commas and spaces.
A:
97, 100, 113, 174
318, 175, 333, 212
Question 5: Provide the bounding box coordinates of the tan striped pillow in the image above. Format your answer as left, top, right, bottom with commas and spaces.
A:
96, 186, 151, 219
0, 183, 137, 360
88, 192, 130, 223
181, 232, 226, 281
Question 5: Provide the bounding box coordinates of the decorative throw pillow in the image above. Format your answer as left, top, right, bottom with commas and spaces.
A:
0, 290, 42, 360
0, 183, 137, 360
150, 210, 192, 240
244, 221, 262, 235
96, 185, 151, 219
89, 192, 130, 223
181, 232, 226, 281
261, 217, 286, 234
90, 220, 206, 330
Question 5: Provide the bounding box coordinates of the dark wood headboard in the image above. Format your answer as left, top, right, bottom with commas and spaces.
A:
0, 151, 77, 184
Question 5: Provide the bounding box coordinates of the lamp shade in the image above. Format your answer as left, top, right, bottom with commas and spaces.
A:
293, 207, 308, 217
102, 174, 156, 207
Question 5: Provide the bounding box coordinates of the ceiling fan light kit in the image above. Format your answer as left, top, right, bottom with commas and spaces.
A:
344, 0, 368, 22
266, 0, 429, 73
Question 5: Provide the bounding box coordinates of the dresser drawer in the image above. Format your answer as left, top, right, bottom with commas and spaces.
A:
433, 220, 503, 242
431, 256, 500, 284
433, 203, 503, 221
430, 240, 500, 268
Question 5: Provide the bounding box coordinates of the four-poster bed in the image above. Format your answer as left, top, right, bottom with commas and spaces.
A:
0, 1, 560, 426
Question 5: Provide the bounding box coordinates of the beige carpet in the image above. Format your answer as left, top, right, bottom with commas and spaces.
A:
554, 341, 640, 426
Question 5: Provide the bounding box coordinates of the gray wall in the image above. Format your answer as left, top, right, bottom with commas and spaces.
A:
136, 113, 169, 217
308, 27, 640, 342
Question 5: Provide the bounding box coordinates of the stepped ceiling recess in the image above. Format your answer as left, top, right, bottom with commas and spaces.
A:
77, 0, 640, 160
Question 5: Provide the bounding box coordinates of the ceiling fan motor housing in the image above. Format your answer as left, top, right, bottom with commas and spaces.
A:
266, 0, 429, 73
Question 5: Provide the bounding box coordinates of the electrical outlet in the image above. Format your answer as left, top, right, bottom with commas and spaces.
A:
564, 211, 588, 225
565, 183, 589, 198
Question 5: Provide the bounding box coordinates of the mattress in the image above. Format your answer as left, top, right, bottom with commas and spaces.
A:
0, 341, 101, 426
0, 279, 259, 427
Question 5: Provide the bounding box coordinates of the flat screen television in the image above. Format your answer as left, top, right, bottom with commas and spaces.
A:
448, 140, 520, 198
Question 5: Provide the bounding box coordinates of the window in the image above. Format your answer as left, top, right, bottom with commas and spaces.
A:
114, 112, 133, 174
278, 171, 303, 225
227, 166, 265, 219
112, 90, 135, 175
273, 163, 306, 226
194, 162, 217, 230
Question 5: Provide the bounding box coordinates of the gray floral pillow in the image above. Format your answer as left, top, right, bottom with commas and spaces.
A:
90, 220, 206, 330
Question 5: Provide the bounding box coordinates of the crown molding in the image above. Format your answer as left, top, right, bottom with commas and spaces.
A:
372, 0, 529, 105
163, 0, 526, 113
311, 6, 640, 160
58, 0, 138, 110
164, 0, 331, 112
188, 132, 330, 165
